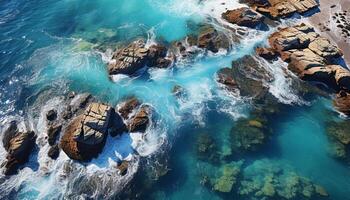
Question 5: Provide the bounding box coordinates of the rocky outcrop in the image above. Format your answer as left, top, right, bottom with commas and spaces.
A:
48, 144, 60, 159
267, 24, 348, 93
247, 0, 319, 19
60, 103, 124, 161
222, 7, 265, 28
128, 105, 151, 133
196, 27, 231, 53
2, 121, 36, 175
255, 47, 278, 60
108, 40, 172, 75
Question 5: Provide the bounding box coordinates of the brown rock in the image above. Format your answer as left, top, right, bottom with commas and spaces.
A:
197, 27, 230, 53
334, 91, 350, 116
288, 48, 325, 74
256, 47, 278, 60
128, 105, 151, 133
118, 97, 140, 120
2, 123, 36, 175
108, 40, 149, 75
222, 7, 265, 28
60, 103, 114, 161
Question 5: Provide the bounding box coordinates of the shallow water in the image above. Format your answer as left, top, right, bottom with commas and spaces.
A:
1, 0, 350, 199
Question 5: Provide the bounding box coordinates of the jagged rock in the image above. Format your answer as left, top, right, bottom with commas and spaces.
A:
268, 24, 316, 52
2, 122, 36, 175
108, 40, 149, 75
197, 27, 230, 53
302, 65, 350, 92
254, 0, 319, 19
48, 144, 60, 159
47, 124, 62, 146
216, 68, 238, 91
288, 49, 325, 74
308, 37, 343, 60
108, 40, 171, 75
222, 7, 265, 28
63, 93, 93, 120
118, 97, 140, 120
256, 47, 278, 60
231, 55, 272, 99
334, 91, 350, 116
46, 109, 57, 121
128, 105, 151, 133
60, 103, 114, 161
148, 44, 172, 68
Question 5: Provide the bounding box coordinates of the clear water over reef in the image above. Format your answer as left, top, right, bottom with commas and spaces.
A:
0, 0, 350, 199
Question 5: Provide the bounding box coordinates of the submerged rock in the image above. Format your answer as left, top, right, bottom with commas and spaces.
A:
326, 118, 350, 159
2, 121, 36, 175
196, 133, 218, 163
248, 0, 319, 19
239, 159, 329, 199
213, 161, 243, 193
222, 7, 265, 28
231, 117, 270, 152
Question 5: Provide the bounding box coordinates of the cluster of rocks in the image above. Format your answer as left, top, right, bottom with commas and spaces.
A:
243, 0, 319, 19
1, 92, 152, 175
108, 39, 173, 75
332, 11, 350, 38
255, 23, 350, 116
1, 121, 36, 175
60, 97, 152, 162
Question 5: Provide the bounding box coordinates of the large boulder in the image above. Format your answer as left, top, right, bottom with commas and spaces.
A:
254, 0, 319, 19
222, 7, 265, 28
287, 49, 325, 74
60, 103, 124, 161
108, 40, 149, 75
2, 122, 36, 175
308, 37, 343, 60
197, 27, 231, 53
302, 65, 350, 92
108, 40, 172, 75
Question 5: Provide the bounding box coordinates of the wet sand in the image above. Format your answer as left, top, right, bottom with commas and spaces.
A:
308, 0, 350, 66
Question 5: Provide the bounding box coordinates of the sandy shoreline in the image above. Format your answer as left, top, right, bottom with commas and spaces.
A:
307, 0, 350, 66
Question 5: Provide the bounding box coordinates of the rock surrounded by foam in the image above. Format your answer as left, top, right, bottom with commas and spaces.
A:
2, 121, 36, 175
60, 102, 125, 161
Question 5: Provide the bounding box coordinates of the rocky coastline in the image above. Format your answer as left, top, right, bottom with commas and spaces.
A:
1, 0, 350, 199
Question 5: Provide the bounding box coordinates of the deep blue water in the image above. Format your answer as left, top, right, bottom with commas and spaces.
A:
1, 0, 350, 199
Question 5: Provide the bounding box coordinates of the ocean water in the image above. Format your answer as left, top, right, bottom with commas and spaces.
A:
1, 0, 350, 199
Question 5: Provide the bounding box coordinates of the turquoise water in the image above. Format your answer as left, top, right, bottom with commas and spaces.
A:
1, 0, 350, 199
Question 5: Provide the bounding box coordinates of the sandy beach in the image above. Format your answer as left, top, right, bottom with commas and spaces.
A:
308, 0, 350, 66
